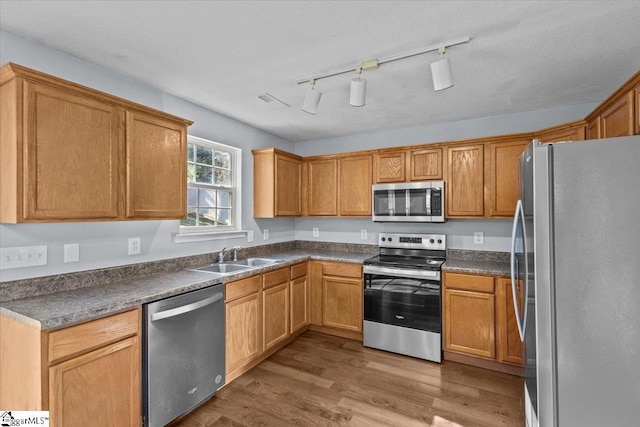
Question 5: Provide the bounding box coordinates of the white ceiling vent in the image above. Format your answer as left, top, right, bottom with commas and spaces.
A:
256, 93, 289, 110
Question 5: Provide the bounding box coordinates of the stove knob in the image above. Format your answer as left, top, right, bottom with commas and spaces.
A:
437, 239, 442, 244
381, 237, 386, 242
388, 237, 393, 242
430, 239, 435, 244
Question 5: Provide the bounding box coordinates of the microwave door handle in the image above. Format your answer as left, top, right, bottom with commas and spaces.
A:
510, 199, 526, 341
389, 190, 394, 215
426, 187, 432, 215
405, 189, 410, 216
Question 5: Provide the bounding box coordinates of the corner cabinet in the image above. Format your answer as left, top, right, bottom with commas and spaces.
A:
0, 309, 141, 427
252, 148, 302, 217
487, 139, 529, 217
0, 63, 192, 223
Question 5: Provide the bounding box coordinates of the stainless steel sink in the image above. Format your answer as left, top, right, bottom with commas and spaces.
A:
190, 263, 252, 274
230, 257, 283, 267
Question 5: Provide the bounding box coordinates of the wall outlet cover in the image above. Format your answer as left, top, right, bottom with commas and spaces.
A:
312, 227, 319, 237
263, 229, 269, 240
64, 243, 80, 263
247, 230, 254, 242
473, 232, 484, 245
128, 237, 141, 255
360, 229, 368, 240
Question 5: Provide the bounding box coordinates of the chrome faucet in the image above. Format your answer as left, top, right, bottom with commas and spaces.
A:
218, 247, 230, 263
231, 246, 241, 261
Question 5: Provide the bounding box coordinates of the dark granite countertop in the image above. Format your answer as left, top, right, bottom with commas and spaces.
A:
0, 249, 372, 331
442, 259, 511, 276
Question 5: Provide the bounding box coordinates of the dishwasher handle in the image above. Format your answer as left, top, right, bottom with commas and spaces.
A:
151, 292, 223, 322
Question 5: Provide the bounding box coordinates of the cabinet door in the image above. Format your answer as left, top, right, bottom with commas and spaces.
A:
125, 111, 186, 219
602, 92, 634, 138
23, 81, 122, 220
290, 275, 309, 334
226, 292, 262, 374
586, 116, 601, 140
263, 282, 289, 351
536, 123, 586, 143
322, 277, 363, 332
49, 336, 140, 427
496, 277, 525, 365
444, 289, 495, 359
635, 85, 640, 134
410, 148, 442, 180
488, 140, 529, 217
309, 262, 324, 326
339, 155, 372, 216
446, 145, 484, 217
374, 151, 405, 183
275, 153, 301, 216
308, 158, 338, 215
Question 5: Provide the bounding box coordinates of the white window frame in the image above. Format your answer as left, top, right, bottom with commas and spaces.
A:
175, 135, 245, 243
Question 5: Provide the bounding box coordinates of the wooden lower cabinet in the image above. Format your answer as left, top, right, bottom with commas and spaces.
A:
443, 272, 524, 373
308, 261, 363, 337
49, 337, 140, 427
496, 277, 525, 365
263, 282, 289, 351
290, 263, 309, 334
0, 309, 141, 426
225, 290, 262, 375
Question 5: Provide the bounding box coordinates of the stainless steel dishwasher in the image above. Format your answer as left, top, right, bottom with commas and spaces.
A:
143, 283, 225, 427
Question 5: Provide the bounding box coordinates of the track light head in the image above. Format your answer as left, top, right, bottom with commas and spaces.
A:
430, 48, 453, 91
302, 80, 322, 115
350, 67, 367, 107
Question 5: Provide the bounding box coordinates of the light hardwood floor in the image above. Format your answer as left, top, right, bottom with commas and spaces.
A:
173, 331, 524, 426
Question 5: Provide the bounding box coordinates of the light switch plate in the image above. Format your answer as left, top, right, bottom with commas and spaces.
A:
64, 243, 80, 263
0, 246, 48, 269
263, 229, 269, 240
247, 230, 254, 242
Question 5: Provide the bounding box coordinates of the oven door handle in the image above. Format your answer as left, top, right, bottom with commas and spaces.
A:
364, 265, 440, 280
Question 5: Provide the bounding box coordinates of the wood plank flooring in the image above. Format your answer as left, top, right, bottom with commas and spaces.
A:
173, 331, 524, 427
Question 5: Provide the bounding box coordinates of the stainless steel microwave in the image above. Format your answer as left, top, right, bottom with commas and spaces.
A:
372, 181, 445, 222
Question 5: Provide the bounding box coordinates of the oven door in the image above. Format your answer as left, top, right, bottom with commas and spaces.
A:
364, 265, 441, 333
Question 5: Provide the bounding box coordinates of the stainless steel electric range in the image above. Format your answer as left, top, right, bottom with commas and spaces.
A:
363, 232, 446, 363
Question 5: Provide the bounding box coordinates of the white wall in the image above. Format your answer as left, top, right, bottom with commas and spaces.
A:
0, 30, 295, 281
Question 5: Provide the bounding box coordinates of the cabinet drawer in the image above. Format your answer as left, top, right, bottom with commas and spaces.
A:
445, 272, 494, 293
263, 267, 289, 289
226, 275, 261, 302
322, 262, 362, 278
290, 262, 308, 279
48, 309, 139, 364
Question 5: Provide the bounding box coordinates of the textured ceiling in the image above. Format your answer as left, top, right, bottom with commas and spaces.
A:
1, 1, 639, 142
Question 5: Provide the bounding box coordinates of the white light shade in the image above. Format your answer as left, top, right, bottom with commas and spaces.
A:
430, 56, 453, 91
350, 77, 367, 107
302, 87, 322, 114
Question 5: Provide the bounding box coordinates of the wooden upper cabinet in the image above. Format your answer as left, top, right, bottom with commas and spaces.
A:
0, 63, 192, 223
601, 91, 634, 138
339, 154, 372, 216
307, 157, 338, 216
488, 139, 529, 217
126, 111, 186, 219
410, 148, 442, 181
252, 148, 302, 217
446, 144, 484, 217
535, 120, 586, 143
374, 151, 405, 183
586, 116, 601, 140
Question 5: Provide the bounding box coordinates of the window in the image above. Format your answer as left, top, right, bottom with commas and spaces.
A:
178, 136, 242, 239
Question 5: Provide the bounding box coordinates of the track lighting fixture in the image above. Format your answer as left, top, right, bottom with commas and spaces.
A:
296, 36, 470, 113
430, 47, 453, 91
350, 67, 367, 107
302, 79, 322, 115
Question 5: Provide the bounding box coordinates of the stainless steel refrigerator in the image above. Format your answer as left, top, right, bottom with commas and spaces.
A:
511, 135, 640, 427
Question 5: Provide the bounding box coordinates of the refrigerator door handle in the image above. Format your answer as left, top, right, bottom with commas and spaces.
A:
510, 199, 527, 341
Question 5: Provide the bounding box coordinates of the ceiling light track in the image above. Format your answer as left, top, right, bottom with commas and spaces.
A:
295, 36, 470, 85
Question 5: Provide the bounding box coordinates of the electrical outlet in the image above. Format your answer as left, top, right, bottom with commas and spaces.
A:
247, 230, 254, 243
0, 246, 48, 269
263, 229, 269, 240
128, 237, 141, 255
360, 229, 368, 240
474, 232, 484, 245
64, 243, 80, 263
312, 227, 319, 237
